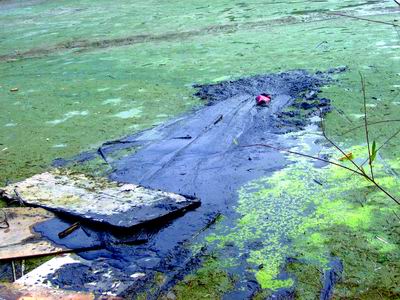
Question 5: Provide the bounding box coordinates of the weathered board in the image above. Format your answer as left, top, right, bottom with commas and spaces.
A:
14, 253, 129, 298
0, 207, 104, 260
0, 281, 96, 300
0, 207, 70, 260
0, 171, 200, 228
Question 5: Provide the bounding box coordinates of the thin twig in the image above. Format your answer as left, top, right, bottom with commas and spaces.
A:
328, 12, 400, 27
241, 143, 400, 205
241, 144, 364, 176
369, 177, 400, 205
21, 260, 25, 276
393, 210, 400, 221
341, 119, 400, 135
356, 127, 400, 170
360, 72, 374, 180
11, 261, 16, 281
320, 113, 367, 176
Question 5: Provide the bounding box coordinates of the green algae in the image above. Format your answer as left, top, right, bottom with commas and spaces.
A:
1, 2, 399, 185
189, 134, 400, 297
1, 0, 400, 297
170, 256, 236, 300
0, 1, 392, 56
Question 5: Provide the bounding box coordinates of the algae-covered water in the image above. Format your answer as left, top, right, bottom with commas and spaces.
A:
1, 0, 400, 298
1, 0, 399, 184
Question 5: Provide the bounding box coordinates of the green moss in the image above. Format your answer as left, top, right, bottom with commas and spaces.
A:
24, 255, 54, 273
286, 261, 322, 300
172, 257, 236, 300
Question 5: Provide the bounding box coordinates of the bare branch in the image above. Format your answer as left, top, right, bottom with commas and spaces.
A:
328, 12, 400, 27
241, 143, 364, 176
360, 72, 374, 180
320, 111, 367, 176
341, 119, 400, 135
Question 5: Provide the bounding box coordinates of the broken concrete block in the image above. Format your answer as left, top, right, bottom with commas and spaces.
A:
0, 171, 200, 228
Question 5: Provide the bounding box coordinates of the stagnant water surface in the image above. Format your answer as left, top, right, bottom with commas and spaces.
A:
1, 0, 400, 299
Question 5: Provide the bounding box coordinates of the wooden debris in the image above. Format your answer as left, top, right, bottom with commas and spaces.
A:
0, 207, 101, 260
0, 281, 96, 300
58, 222, 81, 239
0, 207, 68, 260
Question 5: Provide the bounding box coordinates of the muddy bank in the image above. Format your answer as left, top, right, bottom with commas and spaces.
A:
31, 69, 342, 298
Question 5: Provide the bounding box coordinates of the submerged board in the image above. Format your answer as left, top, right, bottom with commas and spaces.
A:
0, 171, 200, 228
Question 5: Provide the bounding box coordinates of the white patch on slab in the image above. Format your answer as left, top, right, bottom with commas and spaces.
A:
4, 123, 17, 127
16, 254, 83, 288
114, 108, 142, 119
46, 111, 89, 125
366, 103, 377, 108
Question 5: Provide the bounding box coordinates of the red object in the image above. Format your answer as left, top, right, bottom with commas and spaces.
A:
256, 94, 271, 106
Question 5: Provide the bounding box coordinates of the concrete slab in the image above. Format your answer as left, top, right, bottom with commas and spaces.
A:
0, 171, 200, 229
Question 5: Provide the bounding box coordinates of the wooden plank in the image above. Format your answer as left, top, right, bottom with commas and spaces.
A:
0, 207, 70, 260
0, 207, 102, 260
0, 171, 200, 228
0, 281, 96, 300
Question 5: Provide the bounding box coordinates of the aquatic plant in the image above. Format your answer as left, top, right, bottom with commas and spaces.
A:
245, 73, 400, 207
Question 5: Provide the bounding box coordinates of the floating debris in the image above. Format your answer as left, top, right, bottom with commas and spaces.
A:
255, 93, 272, 106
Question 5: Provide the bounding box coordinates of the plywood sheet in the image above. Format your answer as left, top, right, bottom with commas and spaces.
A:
0, 207, 102, 260
0, 207, 69, 260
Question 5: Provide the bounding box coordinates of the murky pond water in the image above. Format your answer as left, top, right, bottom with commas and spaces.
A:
0, 0, 398, 184
1, 0, 400, 298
